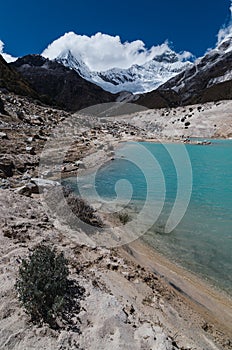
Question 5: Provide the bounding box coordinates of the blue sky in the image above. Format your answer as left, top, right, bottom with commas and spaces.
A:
0, 0, 231, 59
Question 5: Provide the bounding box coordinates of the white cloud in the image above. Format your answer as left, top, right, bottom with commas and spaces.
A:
0, 40, 17, 63
42, 32, 192, 71
177, 51, 194, 61
217, 0, 232, 44
217, 24, 232, 44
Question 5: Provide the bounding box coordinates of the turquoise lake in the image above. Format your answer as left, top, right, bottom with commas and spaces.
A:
64, 140, 232, 295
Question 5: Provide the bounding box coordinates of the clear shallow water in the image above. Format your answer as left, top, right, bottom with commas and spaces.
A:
64, 140, 232, 295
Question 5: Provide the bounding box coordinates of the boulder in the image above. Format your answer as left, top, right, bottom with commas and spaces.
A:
31, 178, 61, 193
14, 182, 37, 197
0, 156, 15, 177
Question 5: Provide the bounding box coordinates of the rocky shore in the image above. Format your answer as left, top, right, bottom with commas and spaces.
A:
0, 91, 232, 349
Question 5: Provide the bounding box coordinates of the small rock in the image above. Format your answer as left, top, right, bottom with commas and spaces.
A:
0, 132, 8, 139
26, 146, 36, 155
41, 170, 53, 177
26, 137, 34, 143
75, 160, 86, 169
22, 171, 31, 180
0, 178, 10, 188
107, 144, 114, 151
107, 151, 115, 157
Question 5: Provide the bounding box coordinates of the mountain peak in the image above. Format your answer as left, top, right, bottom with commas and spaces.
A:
152, 51, 179, 63
217, 31, 232, 53
53, 44, 192, 94
56, 49, 92, 80
42, 32, 193, 94
13, 54, 47, 67
0, 54, 40, 99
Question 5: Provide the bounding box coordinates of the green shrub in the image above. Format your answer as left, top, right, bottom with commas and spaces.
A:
15, 244, 69, 327
62, 186, 104, 228
118, 211, 131, 225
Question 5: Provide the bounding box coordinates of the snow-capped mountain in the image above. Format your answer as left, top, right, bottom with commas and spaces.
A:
137, 27, 232, 108
56, 48, 192, 94
217, 31, 232, 53
205, 29, 232, 88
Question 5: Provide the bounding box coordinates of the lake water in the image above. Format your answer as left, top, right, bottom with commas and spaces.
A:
64, 140, 232, 295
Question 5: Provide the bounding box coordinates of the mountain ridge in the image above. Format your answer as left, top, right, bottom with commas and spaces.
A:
56, 47, 192, 94
1, 25, 232, 112
0, 54, 41, 100
137, 32, 232, 108
11, 54, 119, 111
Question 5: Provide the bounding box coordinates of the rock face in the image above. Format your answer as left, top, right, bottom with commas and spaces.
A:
11, 55, 119, 111
0, 54, 39, 99
137, 44, 232, 108
136, 89, 181, 109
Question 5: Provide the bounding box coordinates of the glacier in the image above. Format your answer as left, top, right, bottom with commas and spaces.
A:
56, 47, 193, 94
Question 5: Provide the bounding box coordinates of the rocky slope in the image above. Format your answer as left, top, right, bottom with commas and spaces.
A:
0, 91, 71, 188
0, 54, 40, 99
1, 186, 231, 350
113, 100, 232, 140
11, 55, 119, 111
137, 36, 232, 108
1, 91, 232, 349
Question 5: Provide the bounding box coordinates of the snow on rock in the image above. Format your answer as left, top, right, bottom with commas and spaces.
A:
42, 33, 192, 94
55, 47, 192, 94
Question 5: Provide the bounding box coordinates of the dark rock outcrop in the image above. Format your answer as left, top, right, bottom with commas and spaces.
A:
0, 96, 5, 114
136, 89, 180, 109
11, 55, 118, 111
0, 55, 39, 99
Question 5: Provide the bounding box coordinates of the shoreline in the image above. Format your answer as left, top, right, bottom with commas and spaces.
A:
61, 133, 232, 343
61, 136, 232, 299
141, 236, 232, 300
60, 134, 229, 180
123, 239, 232, 334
